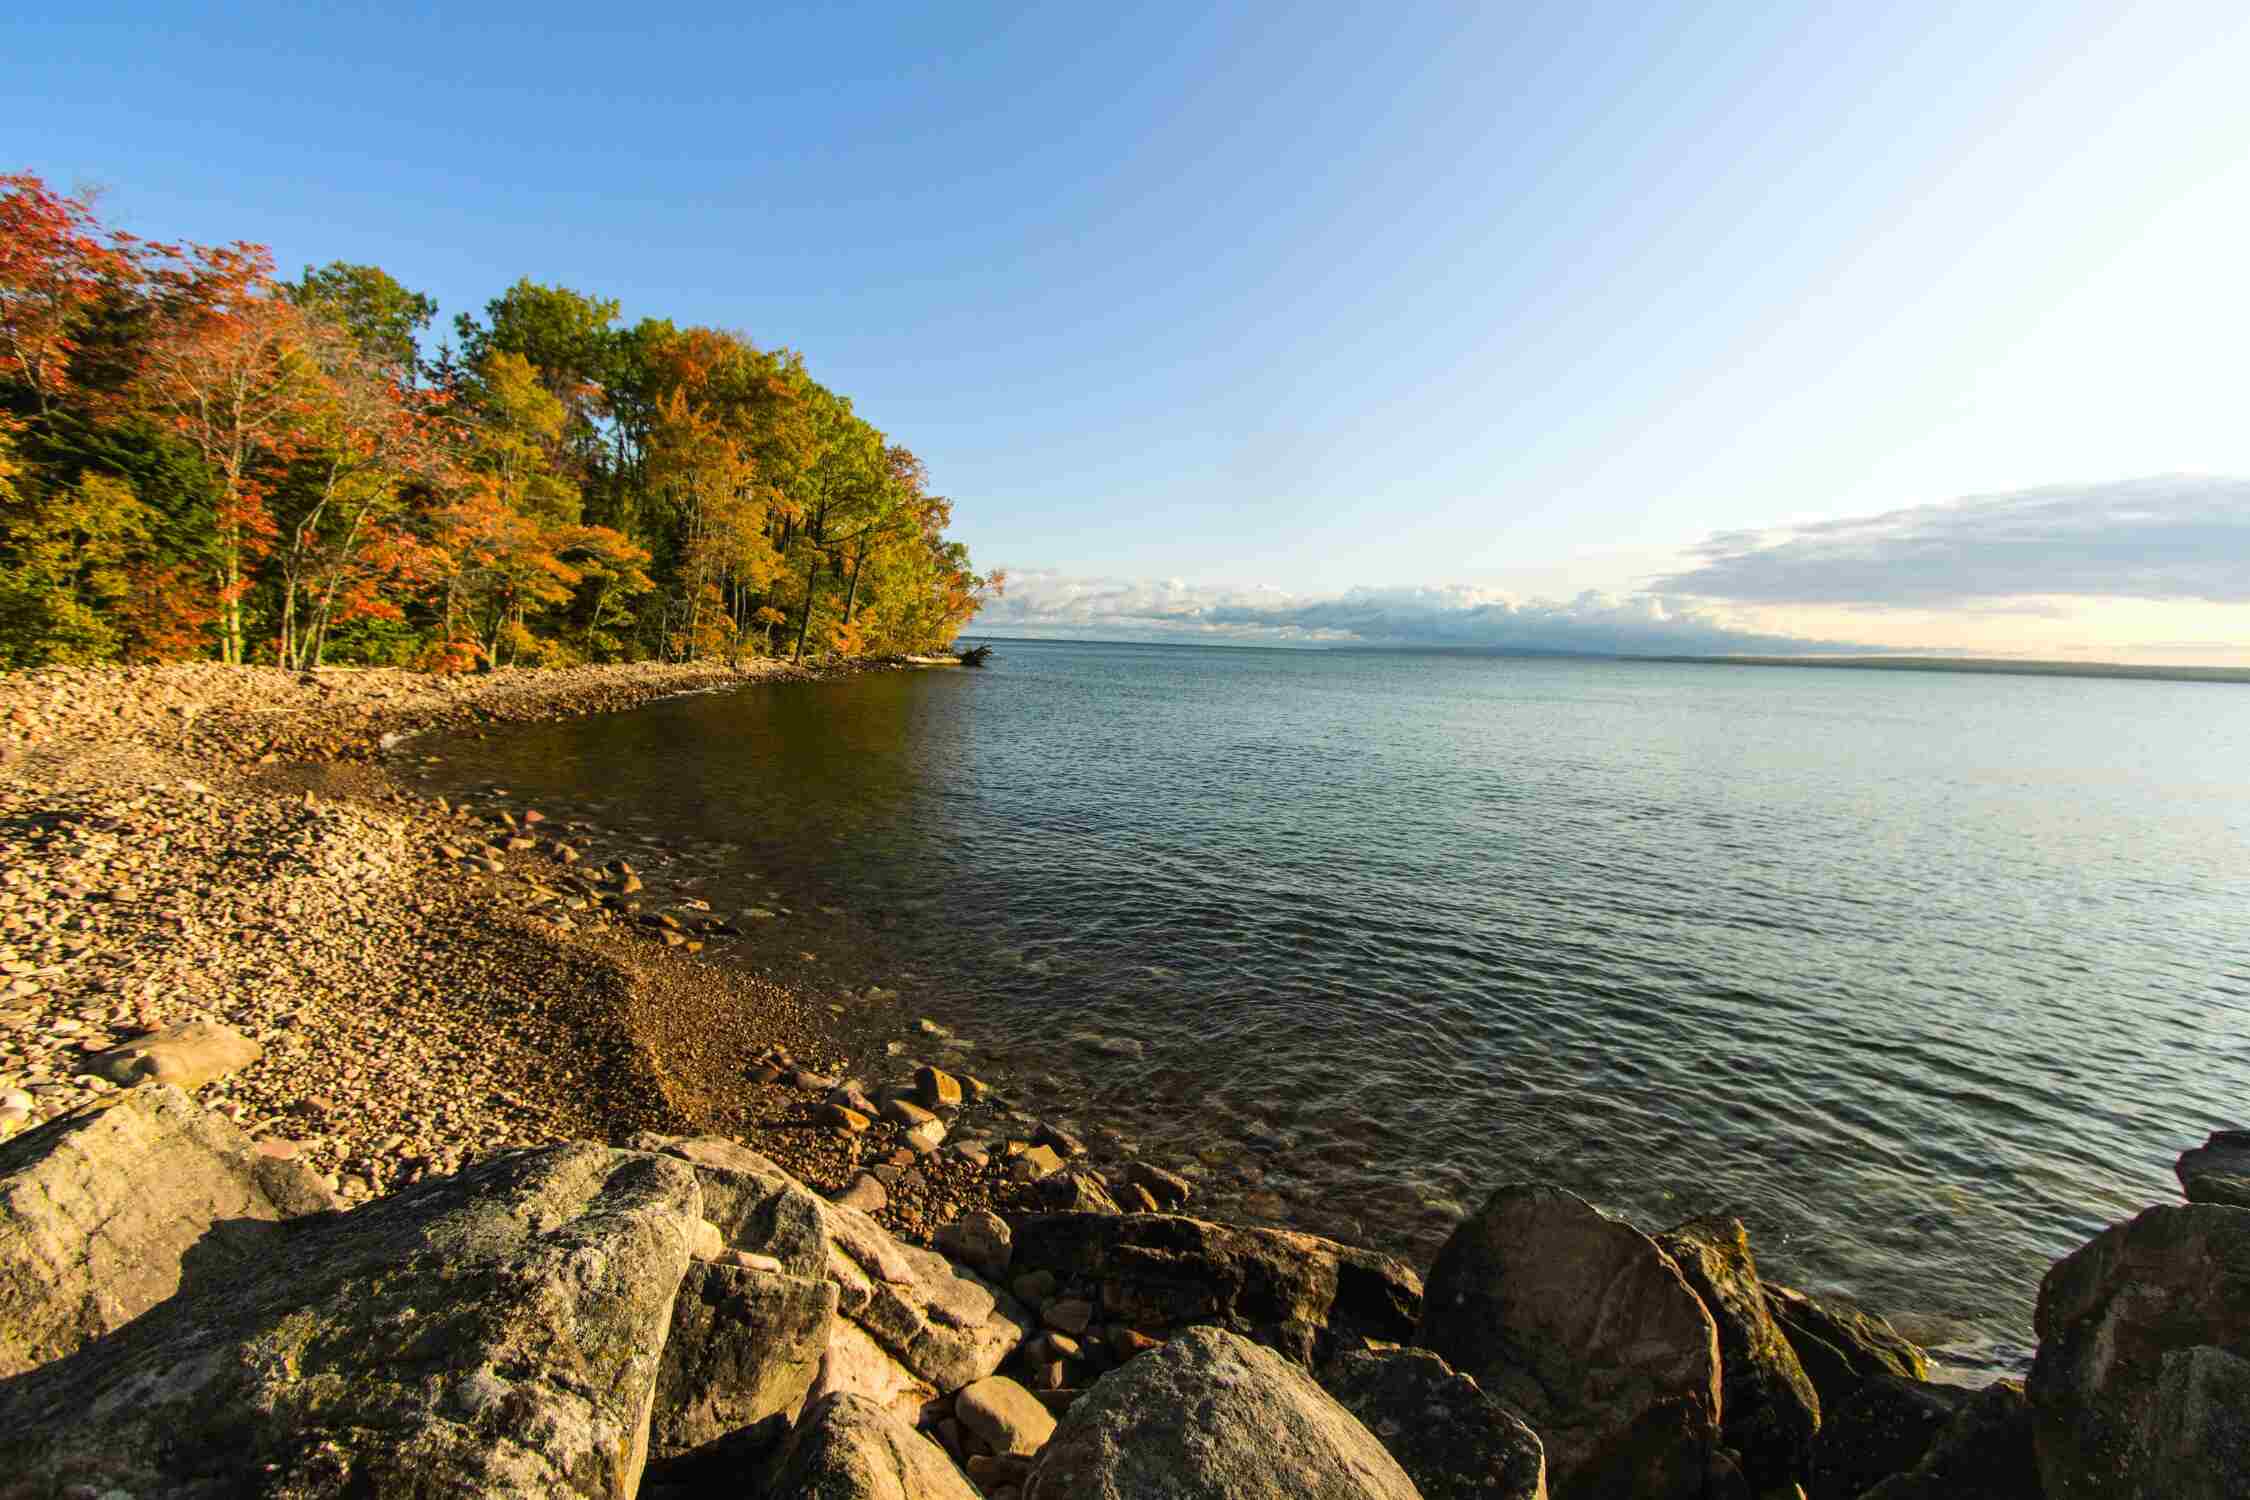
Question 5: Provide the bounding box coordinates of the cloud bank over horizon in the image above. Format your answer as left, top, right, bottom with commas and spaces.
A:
1654, 475, 2250, 608
975, 477, 2250, 658
973, 574, 1887, 655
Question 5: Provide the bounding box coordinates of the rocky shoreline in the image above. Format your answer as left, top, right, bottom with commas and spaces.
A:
0, 661, 1203, 1237
1, 663, 2242, 1498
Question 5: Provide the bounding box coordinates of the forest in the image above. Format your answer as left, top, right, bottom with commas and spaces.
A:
0, 172, 1000, 671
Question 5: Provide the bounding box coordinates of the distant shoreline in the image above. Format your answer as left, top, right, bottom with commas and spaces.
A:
1638, 653, 2250, 686
966, 635, 2249, 685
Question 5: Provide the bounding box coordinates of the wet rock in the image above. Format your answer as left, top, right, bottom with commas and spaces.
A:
1124, 1159, 1193, 1209
1032, 1121, 1085, 1159
0, 1143, 699, 1498
1010, 1143, 1065, 1182
1416, 1184, 1719, 1500
1767, 1284, 1928, 1417
1808, 1374, 1964, 1500
764, 1391, 981, 1500
1030, 1164, 1120, 1214
84, 1020, 262, 1089
1320, 1345, 1548, 1500
1656, 1215, 1821, 1490
936, 1208, 1013, 1280
2027, 1200, 2250, 1500
819, 1103, 873, 1133
1025, 1326, 1418, 1500
883, 1097, 938, 1128
915, 1065, 964, 1110
2174, 1129, 2250, 1208
1859, 1380, 2042, 1500
652, 1260, 837, 1464
0, 1083, 335, 1377
957, 1374, 1057, 1457
1008, 1211, 1421, 1365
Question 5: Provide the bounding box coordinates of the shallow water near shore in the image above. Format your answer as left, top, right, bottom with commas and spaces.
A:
410, 641, 2250, 1375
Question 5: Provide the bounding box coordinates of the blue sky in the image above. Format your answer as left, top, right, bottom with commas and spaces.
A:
11, 1, 2250, 659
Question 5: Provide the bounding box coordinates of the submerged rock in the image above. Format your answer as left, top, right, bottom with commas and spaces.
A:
1025, 1326, 1418, 1500
0, 1143, 700, 1498
1416, 1183, 1719, 1500
2027, 1200, 2250, 1500
0, 1083, 335, 1377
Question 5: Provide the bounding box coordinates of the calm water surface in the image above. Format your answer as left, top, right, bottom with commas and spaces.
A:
413, 642, 2250, 1374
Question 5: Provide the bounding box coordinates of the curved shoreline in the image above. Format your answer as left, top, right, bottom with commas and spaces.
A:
0, 659, 1990, 1360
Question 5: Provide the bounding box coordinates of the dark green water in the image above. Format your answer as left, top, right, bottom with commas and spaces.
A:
410, 640, 2250, 1375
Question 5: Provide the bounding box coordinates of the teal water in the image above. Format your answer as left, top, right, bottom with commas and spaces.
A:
412, 640, 2250, 1373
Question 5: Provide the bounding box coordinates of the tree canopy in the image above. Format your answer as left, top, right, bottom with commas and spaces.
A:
0, 172, 999, 670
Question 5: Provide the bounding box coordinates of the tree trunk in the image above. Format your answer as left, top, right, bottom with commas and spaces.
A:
791, 547, 822, 664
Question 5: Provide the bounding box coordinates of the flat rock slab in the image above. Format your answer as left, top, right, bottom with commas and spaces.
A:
1321, 1345, 1548, 1500
1025, 1325, 1419, 1500
1416, 1183, 1719, 1500
1007, 1211, 1422, 1362
0, 1083, 335, 1377
0, 1142, 701, 1499
85, 1021, 262, 1089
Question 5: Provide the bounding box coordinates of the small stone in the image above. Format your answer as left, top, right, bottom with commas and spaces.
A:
833, 1173, 887, 1212
1010, 1143, 1065, 1183
815, 1103, 871, 1134
914, 1065, 964, 1109
791, 1069, 838, 1091
881, 1097, 937, 1128
936, 1209, 1013, 1279
1013, 1270, 1057, 1306
1043, 1298, 1094, 1335
903, 1117, 947, 1154
955, 1375, 1056, 1457
1125, 1160, 1193, 1209
1032, 1121, 1086, 1159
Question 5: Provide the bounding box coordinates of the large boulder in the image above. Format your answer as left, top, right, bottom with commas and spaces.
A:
650, 1259, 837, 1465
0, 1143, 701, 1499
2175, 1130, 2250, 1209
1807, 1374, 1964, 1500
633, 1133, 1025, 1422
1859, 1380, 2042, 1500
629, 1133, 828, 1278
1415, 1184, 1719, 1500
1320, 1345, 1547, 1499
2026, 1201, 2250, 1499
763, 1391, 981, 1500
1657, 1215, 1822, 1489
0, 1084, 336, 1377
1767, 1283, 1928, 1416
1007, 1211, 1422, 1365
1025, 1325, 1420, 1500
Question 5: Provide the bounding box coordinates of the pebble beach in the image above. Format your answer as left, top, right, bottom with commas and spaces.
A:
0, 659, 1104, 1247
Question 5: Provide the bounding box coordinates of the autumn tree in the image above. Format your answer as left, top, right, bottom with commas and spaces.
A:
132, 243, 327, 663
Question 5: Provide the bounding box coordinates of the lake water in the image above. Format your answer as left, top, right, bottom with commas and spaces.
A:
411, 641, 2250, 1375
